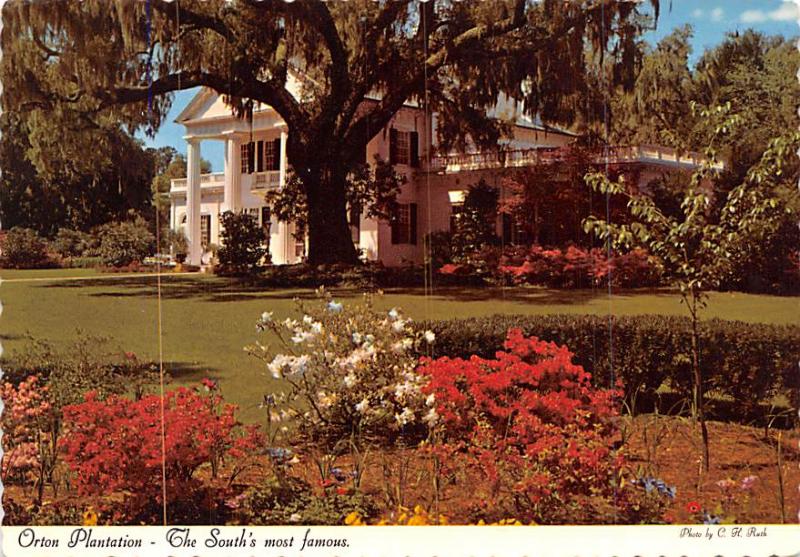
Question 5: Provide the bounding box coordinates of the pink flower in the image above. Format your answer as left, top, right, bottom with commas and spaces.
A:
201, 378, 217, 391
740, 475, 758, 491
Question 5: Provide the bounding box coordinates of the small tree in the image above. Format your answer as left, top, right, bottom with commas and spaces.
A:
583, 105, 799, 471
217, 211, 268, 275
451, 180, 499, 258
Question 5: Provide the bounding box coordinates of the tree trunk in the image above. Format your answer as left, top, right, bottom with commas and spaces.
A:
689, 293, 710, 472
305, 167, 360, 266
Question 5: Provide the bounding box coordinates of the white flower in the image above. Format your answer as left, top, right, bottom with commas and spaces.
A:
422, 407, 439, 426
355, 398, 370, 414
392, 319, 407, 333
352, 332, 363, 345
283, 318, 298, 330
391, 341, 406, 354
328, 300, 343, 313
364, 334, 375, 345
291, 330, 315, 344
425, 393, 436, 407
423, 330, 436, 344
289, 513, 302, 523
402, 338, 414, 350
267, 354, 293, 378
311, 321, 323, 335
289, 354, 310, 375
394, 380, 419, 401
388, 308, 400, 321
394, 407, 415, 426
303, 315, 314, 325
343, 373, 358, 388
261, 311, 273, 323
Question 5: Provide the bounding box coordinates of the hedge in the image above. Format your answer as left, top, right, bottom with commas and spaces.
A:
418, 314, 800, 419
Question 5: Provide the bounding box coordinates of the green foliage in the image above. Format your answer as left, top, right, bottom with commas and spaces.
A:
450, 180, 499, 260
165, 228, 189, 259
420, 314, 800, 420
97, 219, 156, 267
51, 228, 93, 258
236, 476, 377, 526
0, 227, 52, 269
60, 256, 104, 269
217, 211, 268, 275
266, 158, 405, 234
4, 334, 163, 407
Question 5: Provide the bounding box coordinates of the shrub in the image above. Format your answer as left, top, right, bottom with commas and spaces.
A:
217, 211, 268, 275
96, 220, 155, 267
419, 314, 800, 421
233, 476, 377, 525
1, 376, 56, 501
497, 245, 660, 288
60, 381, 264, 524
51, 228, 93, 258
418, 330, 663, 524
61, 256, 103, 269
165, 228, 188, 262
248, 290, 436, 453
0, 227, 52, 269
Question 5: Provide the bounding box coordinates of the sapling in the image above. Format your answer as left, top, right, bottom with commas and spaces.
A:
584, 104, 799, 471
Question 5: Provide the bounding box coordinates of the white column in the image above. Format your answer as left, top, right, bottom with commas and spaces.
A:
223, 136, 241, 214
279, 130, 288, 187
186, 138, 203, 266
276, 130, 290, 264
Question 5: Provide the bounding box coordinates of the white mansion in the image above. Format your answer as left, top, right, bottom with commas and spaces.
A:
170, 75, 714, 266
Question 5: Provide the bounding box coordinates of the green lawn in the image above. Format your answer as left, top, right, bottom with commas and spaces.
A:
2, 268, 798, 422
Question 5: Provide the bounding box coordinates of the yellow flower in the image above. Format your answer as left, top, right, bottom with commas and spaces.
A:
406, 514, 429, 525
413, 505, 427, 516
344, 511, 363, 526
82, 508, 98, 526
477, 519, 486, 526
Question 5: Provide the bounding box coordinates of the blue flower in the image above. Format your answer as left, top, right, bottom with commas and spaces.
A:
328, 300, 343, 313
703, 512, 721, 525
267, 447, 293, 461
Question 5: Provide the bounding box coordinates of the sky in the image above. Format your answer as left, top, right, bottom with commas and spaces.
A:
141, 0, 800, 172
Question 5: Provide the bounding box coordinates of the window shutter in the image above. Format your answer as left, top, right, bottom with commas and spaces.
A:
257, 140, 264, 172
261, 206, 271, 232
389, 128, 398, 165
410, 203, 418, 245
272, 138, 281, 170
410, 131, 420, 168
247, 142, 255, 173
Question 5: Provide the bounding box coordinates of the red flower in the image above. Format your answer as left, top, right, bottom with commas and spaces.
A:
686, 501, 701, 514
201, 378, 217, 391
336, 487, 349, 496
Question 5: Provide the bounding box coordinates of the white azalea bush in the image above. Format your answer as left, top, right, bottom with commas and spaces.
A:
248, 289, 437, 452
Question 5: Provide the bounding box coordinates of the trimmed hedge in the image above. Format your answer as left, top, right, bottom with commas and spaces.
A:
418, 314, 800, 419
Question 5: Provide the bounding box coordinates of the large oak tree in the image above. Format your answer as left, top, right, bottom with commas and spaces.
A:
3, 0, 658, 264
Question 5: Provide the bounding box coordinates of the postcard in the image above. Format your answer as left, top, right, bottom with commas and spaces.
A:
1, 0, 798, 555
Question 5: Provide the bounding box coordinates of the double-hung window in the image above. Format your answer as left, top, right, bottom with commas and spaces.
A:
390, 203, 417, 245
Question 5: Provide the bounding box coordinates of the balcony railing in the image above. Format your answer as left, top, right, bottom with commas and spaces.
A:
252, 171, 281, 189
428, 145, 723, 174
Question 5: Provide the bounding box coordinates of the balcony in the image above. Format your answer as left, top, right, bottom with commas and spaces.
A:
251, 170, 281, 189
170, 172, 225, 191
427, 145, 723, 174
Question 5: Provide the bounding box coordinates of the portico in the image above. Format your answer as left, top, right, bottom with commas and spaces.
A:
170, 87, 296, 266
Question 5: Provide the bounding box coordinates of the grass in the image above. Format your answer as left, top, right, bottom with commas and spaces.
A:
2, 268, 798, 423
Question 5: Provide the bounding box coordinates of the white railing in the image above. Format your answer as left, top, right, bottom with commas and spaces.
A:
428, 145, 723, 173
170, 172, 225, 191
252, 171, 281, 188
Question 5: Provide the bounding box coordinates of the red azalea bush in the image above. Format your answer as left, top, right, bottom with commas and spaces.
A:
418, 329, 659, 524
60, 381, 264, 523
498, 245, 659, 288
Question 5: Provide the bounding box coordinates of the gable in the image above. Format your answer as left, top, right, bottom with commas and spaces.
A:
174, 71, 308, 123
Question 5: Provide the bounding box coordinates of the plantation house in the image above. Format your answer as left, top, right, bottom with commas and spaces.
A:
170, 74, 717, 266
